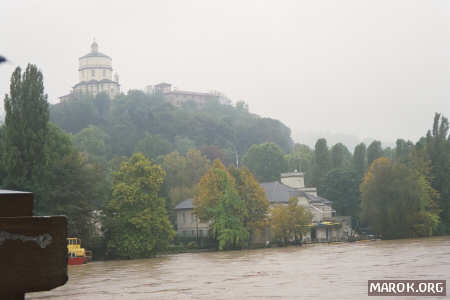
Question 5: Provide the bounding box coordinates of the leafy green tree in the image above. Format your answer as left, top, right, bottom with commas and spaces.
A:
194, 160, 249, 249
360, 157, 439, 239
212, 170, 249, 250
160, 150, 210, 209
312, 138, 330, 187
228, 166, 269, 237
425, 113, 450, 233
320, 168, 360, 226
50, 94, 100, 134
330, 143, 351, 169
92, 92, 111, 120
174, 135, 196, 155
243, 142, 287, 182
3, 64, 49, 189
104, 153, 175, 258
352, 143, 367, 177
42, 124, 109, 241
394, 139, 414, 163
285, 143, 314, 185
367, 140, 384, 167
72, 125, 110, 161
135, 133, 173, 160
185, 149, 211, 186
271, 197, 312, 245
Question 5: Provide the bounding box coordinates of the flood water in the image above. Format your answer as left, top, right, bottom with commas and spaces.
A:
28, 236, 450, 300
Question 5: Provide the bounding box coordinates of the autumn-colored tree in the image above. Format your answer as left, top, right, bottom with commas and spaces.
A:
360, 157, 439, 239
194, 159, 249, 249
104, 153, 175, 258
228, 166, 270, 236
194, 159, 233, 221
271, 197, 312, 245
160, 149, 210, 216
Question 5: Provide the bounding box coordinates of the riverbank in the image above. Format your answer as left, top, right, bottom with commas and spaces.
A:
29, 236, 450, 300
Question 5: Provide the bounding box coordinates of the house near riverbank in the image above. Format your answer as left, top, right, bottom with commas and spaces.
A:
262, 172, 352, 243
174, 198, 209, 238
174, 171, 352, 243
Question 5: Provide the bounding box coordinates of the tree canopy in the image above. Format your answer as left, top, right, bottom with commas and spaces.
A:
242, 142, 287, 182
360, 157, 439, 239
3, 64, 49, 188
271, 197, 312, 245
50, 91, 293, 159
194, 160, 249, 249
104, 153, 175, 258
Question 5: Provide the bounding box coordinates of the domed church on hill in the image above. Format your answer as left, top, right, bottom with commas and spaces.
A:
60, 40, 120, 101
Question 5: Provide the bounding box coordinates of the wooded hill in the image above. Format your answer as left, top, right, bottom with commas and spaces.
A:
50, 91, 293, 163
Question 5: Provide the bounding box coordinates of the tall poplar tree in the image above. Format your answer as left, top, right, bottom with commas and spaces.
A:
330, 143, 351, 170
3, 64, 49, 189
425, 113, 450, 233
367, 140, 384, 168
352, 142, 367, 177
312, 138, 330, 188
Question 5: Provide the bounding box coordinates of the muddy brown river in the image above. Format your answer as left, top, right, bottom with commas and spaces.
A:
28, 237, 450, 299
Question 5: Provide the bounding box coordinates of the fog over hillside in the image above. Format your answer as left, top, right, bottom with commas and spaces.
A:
1, 1, 449, 145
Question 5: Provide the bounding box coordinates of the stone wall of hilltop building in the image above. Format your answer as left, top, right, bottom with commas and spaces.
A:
147, 83, 232, 107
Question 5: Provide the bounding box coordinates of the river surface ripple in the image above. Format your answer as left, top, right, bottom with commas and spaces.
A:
28, 236, 450, 300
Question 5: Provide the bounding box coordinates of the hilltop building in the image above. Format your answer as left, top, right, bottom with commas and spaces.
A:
146, 82, 231, 107
175, 171, 352, 243
60, 41, 120, 102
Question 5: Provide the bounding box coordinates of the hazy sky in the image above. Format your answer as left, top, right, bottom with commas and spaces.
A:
1, 0, 449, 147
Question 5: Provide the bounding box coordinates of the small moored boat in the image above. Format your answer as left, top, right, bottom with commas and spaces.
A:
67, 238, 88, 265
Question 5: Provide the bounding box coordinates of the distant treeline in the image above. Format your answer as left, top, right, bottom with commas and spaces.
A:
284, 115, 450, 238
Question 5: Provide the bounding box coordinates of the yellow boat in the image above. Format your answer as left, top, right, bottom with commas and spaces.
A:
67, 238, 88, 265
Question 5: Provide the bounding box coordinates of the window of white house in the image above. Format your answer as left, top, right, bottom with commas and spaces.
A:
103, 70, 106, 77
92, 70, 95, 77
182, 212, 185, 224
191, 214, 194, 223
